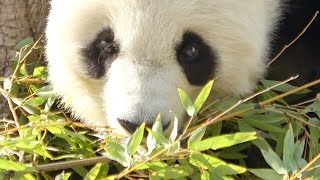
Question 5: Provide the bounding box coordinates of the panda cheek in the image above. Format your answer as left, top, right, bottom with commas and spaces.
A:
176, 32, 217, 86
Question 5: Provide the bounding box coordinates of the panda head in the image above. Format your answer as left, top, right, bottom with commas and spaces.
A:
46, 0, 280, 135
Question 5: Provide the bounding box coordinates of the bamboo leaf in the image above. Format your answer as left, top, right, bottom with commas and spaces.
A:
104, 142, 128, 166
194, 80, 214, 115
11, 97, 40, 115
260, 148, 287, 174
189, 153, 246, 174
55, 172, 72, 180
191, 132, 257, 151
147, 116, 163, 152
14, 37, 34, 50
283, 124, 298, 171
188, 127, 206, 148
249, 168, 283, 180
146, 129, 169, 146
127, 123, 145, 155
26, 97, 46, 107
84, 163, 109, 180
0, 159, 36, 172
178, 88, 195, 116
169, 116, 179, 143
152, 166, 193, 179
261, 80, 311, 94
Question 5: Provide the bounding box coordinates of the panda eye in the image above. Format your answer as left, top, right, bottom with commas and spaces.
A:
98, 40, 119, 57
82, 28, 120, 79
175, 31, 217, 86
182, 44, 199, 62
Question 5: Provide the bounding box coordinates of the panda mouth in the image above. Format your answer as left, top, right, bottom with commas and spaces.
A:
117, 118, 170, 134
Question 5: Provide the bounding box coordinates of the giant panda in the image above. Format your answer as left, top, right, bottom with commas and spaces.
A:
45, 0, 320, 136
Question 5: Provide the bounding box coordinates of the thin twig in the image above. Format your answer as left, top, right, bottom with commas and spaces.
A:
34, 156, 110, 172
290, 154, 320, 180
268, 11, 319, 66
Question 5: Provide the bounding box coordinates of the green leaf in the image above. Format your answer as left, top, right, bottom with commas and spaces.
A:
55, 172, 72, 180
14, 37, 34, 50
244, 119, 285, 133
73, 166, 89, 178
26, 97, 46, 107
208, 122, 222, 137
188, 127, 206, 148
261, 80, 311, 94
127, 123, 145, 155
283, 124, 298, 171
33, 66, 47, 80
169, 116, 179, 143
147, 116, 163, 152
211, 165, 247, 177
152, 166, 193, 179
178, 88, 195, 116
45, 97, 57, 112
103, 140, 126, 162
84, 163, 109, 180
259, 148, 287, 174
257, 88, 287, 105
36, 85, 55, 98
218, 152, 247, 160
11, 97, 40, 115
0, 159, 37, 172
150, 176, 161, 180
33, 66, 45, 76
304, 100, 320, 117
243, 114, 286, 124
23, 174, 37, 180
190, 132, 257, 151
294, 140, 306, 168
302, 160, 320, 179
189, 153, 246, 174
19, 64, 28, 76
249, 169, 283, 180
1, 137, 53, 158
168, 142, 180, 154
146, 129, 169, 146
104, 146, 129, 166
194, 80, 214, 115
200, 170, 210, 180
308, 118, 320, 158
136, 161, 168, 171
153, 115, 163, 134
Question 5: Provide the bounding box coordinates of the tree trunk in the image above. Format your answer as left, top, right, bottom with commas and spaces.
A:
0, 0, 49, 115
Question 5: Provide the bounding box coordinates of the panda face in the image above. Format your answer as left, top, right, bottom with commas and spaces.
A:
46, 0, 281, 135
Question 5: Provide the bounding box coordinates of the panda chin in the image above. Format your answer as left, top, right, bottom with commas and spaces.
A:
117, 118, 171, 135
107, 117, 173, 137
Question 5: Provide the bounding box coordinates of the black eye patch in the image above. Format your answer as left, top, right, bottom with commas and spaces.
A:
81, 28, 120, 79
176, 31, 217, 86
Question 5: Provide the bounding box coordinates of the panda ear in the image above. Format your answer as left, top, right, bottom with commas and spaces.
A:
176, 31, 217, 86
81, 28, 120, 79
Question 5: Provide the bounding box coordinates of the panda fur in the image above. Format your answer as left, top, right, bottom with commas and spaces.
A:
268, 0, 320, 96
45, 0, 318, 135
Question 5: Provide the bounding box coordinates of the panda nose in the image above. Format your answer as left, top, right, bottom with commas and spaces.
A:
117, 118, 170, 134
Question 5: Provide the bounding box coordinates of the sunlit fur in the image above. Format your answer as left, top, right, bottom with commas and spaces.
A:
46, 0, 282, 135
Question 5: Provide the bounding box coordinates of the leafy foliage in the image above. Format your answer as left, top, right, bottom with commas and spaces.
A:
0, 38, 319, 179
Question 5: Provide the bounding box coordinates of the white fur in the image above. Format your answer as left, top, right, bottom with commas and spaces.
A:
46, 0, 282, 135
